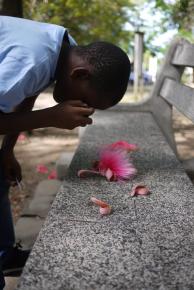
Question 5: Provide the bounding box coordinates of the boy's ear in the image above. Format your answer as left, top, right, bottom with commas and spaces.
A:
70, 67, 91, 80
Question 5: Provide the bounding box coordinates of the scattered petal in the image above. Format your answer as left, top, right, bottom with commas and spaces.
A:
90, 197, 109, 208
105, 168, 113, 181
130, 184, 150, 197
78, 169, 100, 178
18, 133, 27, 142
90, 197, 112, 216
108, 141, 139, 153
48, 170, 57, 179
36, 164, 49, 174
99, 206, 112, 216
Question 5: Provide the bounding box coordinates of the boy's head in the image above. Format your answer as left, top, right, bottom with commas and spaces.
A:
54, 41, 130, 109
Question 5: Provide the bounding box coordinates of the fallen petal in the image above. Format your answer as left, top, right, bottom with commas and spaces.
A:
78, 169, 100, 178
48, 170, 57, 179
130, 184, 150, 197
99, 206, 112, 216
90, 197, 109, 208
18, 133, 27, 142
36, 164, 49, 174
105, 168, 113, 181
108, 141, 139, 152
90, 197, 112, 216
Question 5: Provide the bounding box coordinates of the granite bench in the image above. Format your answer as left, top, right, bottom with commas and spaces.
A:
16, 38, 194, 290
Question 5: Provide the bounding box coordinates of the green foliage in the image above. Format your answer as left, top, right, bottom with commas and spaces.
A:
172, 0, 194, 32
155, 0, 194, 38
23, 0, 134, 51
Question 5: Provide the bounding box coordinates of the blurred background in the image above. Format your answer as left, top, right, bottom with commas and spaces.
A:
1, 0, 194, 100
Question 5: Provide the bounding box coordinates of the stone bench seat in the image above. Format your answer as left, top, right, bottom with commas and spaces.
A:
16, 110, 194, 290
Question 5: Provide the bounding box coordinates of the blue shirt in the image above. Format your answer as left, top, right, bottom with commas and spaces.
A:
0, 16, 76, 113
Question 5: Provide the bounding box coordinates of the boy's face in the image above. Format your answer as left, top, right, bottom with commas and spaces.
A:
53, 76, 113, 110
53, 52, 115, 110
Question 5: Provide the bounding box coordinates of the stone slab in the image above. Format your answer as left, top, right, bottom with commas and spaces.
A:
56, 152, 75, 180
33, 180, 62, 198
16, 111, 194, 290
15, 217, 44, 249
22, 180, 61, 217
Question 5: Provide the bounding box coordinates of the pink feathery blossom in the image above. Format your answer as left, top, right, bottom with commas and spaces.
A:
98, 149, 137, 181
78, 148, 137, 181
36, 164, 49, 174
48, 170, 57, 180
108, 140, 139, 153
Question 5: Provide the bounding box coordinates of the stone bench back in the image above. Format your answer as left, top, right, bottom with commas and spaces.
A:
114, 37, 194, 171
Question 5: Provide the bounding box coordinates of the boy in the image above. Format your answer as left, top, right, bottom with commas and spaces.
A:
0, 16, 130, 289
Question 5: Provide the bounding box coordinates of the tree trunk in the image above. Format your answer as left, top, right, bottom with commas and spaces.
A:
0, 0, 23, 17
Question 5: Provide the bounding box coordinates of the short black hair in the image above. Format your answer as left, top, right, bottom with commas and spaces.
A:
74, 41, 131, 105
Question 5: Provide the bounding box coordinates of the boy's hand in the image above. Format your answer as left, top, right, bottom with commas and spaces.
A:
1, 151, 22, 186
50, 100, 95, 130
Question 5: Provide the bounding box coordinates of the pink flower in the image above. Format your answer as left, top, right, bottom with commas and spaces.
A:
36, 164, 49, 174
78, 148, 137, 181
108, 140, 139, 153
90, 197, 112, 216
98, 149, 137, 181
48, 170, 57, 180
130, 184, 150, 197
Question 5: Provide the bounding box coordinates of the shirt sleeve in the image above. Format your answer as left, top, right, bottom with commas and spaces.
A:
0, 50, 50, 113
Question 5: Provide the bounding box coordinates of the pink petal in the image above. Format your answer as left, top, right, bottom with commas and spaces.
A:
48, 170, 57, 179
108, 141, 139, 152
78, 169, 100, 178
36, 164, 49, 174
90, 197, 109, 208
105, 168, 113, 181
99, 206, 112, 216
130, 184, 150, 197
18, 133, 27, 142
90, 197, 112, 216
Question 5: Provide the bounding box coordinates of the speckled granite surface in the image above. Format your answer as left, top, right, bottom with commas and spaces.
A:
16, 111, 194, 290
